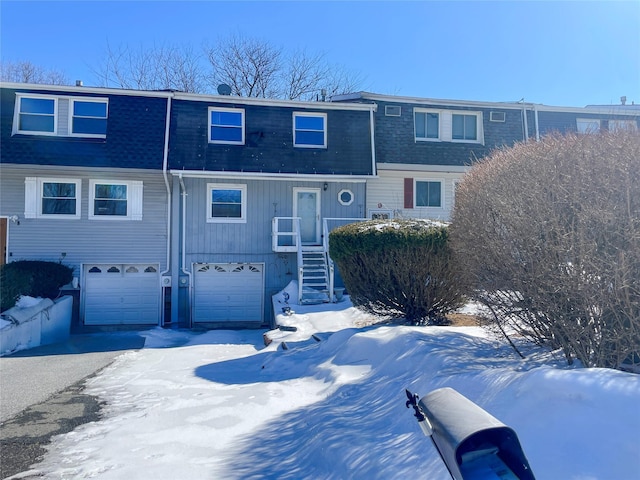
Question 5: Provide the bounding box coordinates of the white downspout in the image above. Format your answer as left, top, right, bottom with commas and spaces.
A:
369, 107, 377, 176
533, 104, 540, 141
160, 94, 173, 326
522, 105, 529, 142
179, 173, 193, 327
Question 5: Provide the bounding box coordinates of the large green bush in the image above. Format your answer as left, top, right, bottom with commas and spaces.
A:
329, 219, 466, 323
0, 260, 74, 312
450, 130, 640, 369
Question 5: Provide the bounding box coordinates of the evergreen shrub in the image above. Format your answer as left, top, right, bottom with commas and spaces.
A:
0, 260, 73, 312
329, 219, 466, 323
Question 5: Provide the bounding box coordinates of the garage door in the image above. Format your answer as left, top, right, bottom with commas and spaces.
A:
83, 263, 161, 325
193, 263, 264, 323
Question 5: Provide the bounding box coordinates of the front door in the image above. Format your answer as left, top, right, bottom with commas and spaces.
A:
293, 188, 321, 245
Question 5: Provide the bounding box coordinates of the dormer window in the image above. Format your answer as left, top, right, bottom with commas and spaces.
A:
293, 112, 327, 148
13, 93, 108, 138
71, 99, 108, 136
17, 96, 56, 134
209, 107, 245, 144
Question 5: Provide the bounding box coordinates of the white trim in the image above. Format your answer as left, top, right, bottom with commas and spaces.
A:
88, 180, 143, 221
376, 163, 471, 174
206, 183, 247, 223
170, 170, 370, 182
68, 97, 108, 138
208, 106, 245, 145
2, 81, 173, 98
29, 177, 82, 219
293, 187, 321, 245
13, 94, 58, 136
293, 111, 327, 148
414, 108, 484, 145
338, 189, 354, 206
414, 178, 445, 209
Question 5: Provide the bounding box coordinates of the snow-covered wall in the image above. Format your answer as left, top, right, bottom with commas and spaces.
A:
0, 296, 73, 356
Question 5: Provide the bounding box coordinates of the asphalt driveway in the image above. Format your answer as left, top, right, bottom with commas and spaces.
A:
0, 332, 146, 479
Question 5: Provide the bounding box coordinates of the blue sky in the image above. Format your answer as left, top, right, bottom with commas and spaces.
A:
1, 1, 639, 107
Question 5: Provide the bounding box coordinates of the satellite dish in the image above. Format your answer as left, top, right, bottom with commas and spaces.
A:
217, 84, 232, 96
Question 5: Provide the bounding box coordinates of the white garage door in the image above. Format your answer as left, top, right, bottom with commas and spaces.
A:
193, 263, 264, 324
83, 263, 161, 325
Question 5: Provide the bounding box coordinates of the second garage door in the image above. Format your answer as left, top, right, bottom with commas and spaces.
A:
193, 263, 264, 324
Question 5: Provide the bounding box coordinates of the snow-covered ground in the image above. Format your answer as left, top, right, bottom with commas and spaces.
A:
15, 288, 640, 480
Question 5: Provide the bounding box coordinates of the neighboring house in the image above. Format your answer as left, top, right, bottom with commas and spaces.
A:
0, 82, 172, 327
331, 92, 640, 222
166, 92, 376, 327
330, 92, 534, 221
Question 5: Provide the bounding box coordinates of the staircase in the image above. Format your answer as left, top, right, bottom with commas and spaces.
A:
298, 246, 332, 304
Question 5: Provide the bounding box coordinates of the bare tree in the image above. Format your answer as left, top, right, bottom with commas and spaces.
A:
205, 34, 282, 98
0, 60, 69, 85
94, 41, 206, 92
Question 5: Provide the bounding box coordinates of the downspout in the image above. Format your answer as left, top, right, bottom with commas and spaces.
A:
179, 173, 193, 328
160, 94, 173, 326
522, 105, 529, 142
369, 107, 377, 176
533, 104, 540, 141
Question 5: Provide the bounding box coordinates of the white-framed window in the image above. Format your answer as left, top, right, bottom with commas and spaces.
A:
208, 107, 244, 144
452, 113, 479, 141
293, 112, 327, 148
207, 183, 247, 223
71, 99, 108, 137
414, 109, 440, 140
89, 180, 143, 220
385, 105, 402, 117
24, 177, 81, 219
608, 119, 638, 132
576, 118, 601, 134
415, 180, 443, 208
414, 108, 484, 144
15, 95, 57, 135
337, 189, 354, 206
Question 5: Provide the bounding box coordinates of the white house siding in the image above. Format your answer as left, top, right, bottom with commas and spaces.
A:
179, 175, 367, 325
0, 164, 169, 323
367, 163, 470, 221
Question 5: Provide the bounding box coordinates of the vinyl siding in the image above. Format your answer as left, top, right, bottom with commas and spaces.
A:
181, 176, 366, 323
0, 164, 169, 277
367, 166, 467, 221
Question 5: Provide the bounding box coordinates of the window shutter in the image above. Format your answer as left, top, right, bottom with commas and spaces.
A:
130, 181, 143, 220
24, 177, 37, 218
404, 178, 414, 209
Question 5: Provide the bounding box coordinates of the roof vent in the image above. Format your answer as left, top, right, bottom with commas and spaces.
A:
621, 96, 627, 105
76, 80, 83, 87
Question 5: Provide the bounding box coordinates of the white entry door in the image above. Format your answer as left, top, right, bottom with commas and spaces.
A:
294, 188, 321, 245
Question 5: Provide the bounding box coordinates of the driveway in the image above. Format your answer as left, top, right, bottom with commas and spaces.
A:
0, 332, 146, 479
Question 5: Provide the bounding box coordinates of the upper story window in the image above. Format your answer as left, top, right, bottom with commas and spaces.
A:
71, 99, 108, 136
576, 118, 601, 134
24, 177, 82, 219
293, 112, 327, 148
415, 110, 440, 140
608, 119, 638, 132
207, 183, 247, 223
414, 108, 484, 144
14, 93, 108, 138
209, 107, 244, 144
89, 180, 143, 220
452, 114, 478, 141
17, 96, 57, 134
